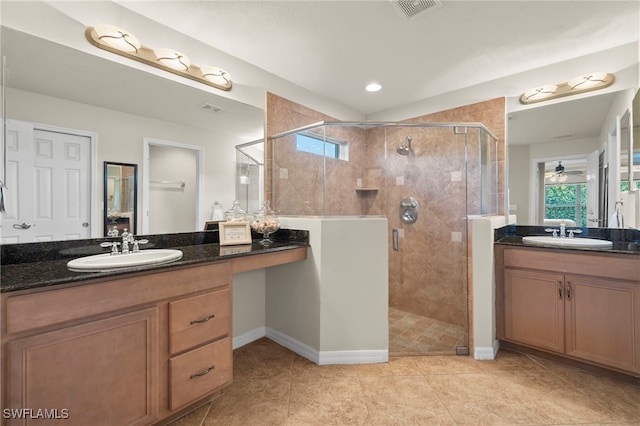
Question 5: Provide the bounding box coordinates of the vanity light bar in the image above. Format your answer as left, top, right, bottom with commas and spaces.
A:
519, 72, 614, 105
86, 24, 232, 92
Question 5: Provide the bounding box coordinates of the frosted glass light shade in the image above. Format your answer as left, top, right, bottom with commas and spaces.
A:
201, 66, 231, 87
521, 85, 558, 102
568, 72, 612, 90
154, 48, 191, 71
93, 24, 141, 53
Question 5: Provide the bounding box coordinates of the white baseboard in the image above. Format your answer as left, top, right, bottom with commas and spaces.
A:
474, 340, 500, 360
232, 326, 266, 350
318, 350, 388, 365
265, 327, 388, 365
265, 327, 320, 363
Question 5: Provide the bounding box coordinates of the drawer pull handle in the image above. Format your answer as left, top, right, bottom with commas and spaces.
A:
190, 314, 215, 325
190, 365, 215, 379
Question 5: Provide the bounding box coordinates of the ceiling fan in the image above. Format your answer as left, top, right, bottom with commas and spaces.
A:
544, 161, 584, 183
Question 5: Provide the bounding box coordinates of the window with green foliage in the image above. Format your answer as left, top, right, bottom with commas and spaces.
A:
621, 181, 640, 192
545, 184, 587, 227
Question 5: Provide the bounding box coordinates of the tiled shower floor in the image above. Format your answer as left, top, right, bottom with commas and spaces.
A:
389, 307, 467, 356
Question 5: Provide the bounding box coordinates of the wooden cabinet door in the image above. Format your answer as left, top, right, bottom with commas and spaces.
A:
504, 269, 565, 353
6, 308, 158, 426
564, 275, 640, 374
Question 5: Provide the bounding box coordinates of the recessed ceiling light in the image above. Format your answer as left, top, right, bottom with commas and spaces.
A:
365, 83, 382, 92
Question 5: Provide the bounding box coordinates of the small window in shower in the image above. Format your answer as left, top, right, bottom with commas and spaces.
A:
296, 133, 348, 160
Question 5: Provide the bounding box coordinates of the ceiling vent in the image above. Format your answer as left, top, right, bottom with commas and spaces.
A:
201, 103, 223, 113
392, 0, 442, 19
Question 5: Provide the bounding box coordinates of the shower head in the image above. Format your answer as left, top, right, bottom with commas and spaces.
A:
397, 136, 412, 155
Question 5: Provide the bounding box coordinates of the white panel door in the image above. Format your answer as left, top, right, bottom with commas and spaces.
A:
1, 120, 91, 243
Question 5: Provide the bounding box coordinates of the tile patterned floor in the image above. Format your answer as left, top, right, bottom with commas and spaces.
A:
389, 307, 467, 356
170, 338, 640, 426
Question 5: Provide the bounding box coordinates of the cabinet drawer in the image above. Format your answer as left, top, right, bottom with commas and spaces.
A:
169, 337, 232, 410
169, 288, 231, 354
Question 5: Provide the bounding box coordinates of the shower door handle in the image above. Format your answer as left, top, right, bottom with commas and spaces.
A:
392, 228, 400, 252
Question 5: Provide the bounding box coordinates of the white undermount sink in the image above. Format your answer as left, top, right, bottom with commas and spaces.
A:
67, 249, 183, 272
522, 236, 613, 249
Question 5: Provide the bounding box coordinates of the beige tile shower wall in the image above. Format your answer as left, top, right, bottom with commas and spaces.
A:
377, 125, 470, 327
265, 92, 336, 211
385, 98, 506, 328
266, 92, 371, 215
265, 92, 506, 330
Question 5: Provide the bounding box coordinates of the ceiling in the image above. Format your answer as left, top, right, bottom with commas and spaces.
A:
115, 0, 639, 115
3, 1, 639, 147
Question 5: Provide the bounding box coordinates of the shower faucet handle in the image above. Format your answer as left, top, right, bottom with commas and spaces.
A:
400, 198, 418, 208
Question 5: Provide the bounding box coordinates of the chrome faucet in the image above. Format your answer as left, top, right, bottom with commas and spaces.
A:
544, 220, 583, 239
121, 229, 131, 254
100, 229, 148, 255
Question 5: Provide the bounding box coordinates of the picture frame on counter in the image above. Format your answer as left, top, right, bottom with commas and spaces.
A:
219, 221, 252, 246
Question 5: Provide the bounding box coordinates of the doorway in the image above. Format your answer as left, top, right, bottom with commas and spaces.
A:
142, 138, 203, 234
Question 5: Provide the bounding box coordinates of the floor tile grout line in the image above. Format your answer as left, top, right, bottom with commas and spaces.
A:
198, 401, 213, 426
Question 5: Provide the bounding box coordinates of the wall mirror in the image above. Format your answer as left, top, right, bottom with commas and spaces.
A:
104, 162, 138, 237
632, 89, 640, 189
2, 21, 264, 242
507, 91, 622, 227
620, 109, 631, 189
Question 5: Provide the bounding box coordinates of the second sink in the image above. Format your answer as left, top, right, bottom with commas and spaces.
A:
522, 236, 613, 249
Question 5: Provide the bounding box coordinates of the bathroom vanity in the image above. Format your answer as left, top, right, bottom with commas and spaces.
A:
0, 233, 307, 425
494, 226, 640, 377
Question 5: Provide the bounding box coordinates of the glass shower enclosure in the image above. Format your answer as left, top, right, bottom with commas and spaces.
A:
235, 139, 264, 214
266, 121, 498, 356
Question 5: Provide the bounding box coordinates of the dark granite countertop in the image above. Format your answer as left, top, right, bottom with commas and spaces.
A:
1, 229, 309, 293
494, 225, 640, 254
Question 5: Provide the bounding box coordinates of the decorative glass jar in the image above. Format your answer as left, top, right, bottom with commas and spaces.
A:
251, 201, 280, 245
224, 200, 247, 222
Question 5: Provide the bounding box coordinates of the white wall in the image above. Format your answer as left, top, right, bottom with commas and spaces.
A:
264, 217, 389, 364
232, 269, 267, 349
471, 215, 515, 360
